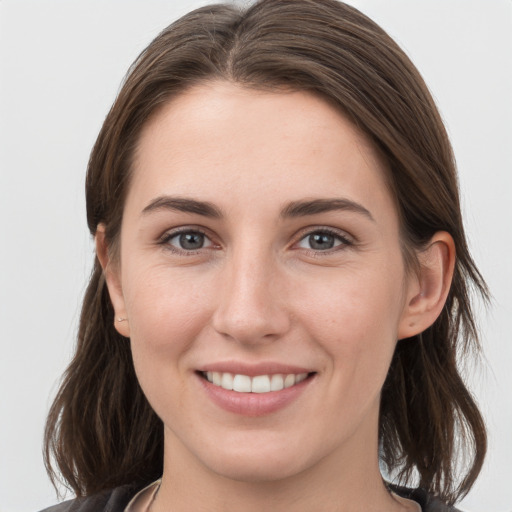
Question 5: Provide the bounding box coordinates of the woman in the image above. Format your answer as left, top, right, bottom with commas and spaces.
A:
41, 1, 488, 510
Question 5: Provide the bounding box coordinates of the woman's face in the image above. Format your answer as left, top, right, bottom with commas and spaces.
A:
107, 82, 420, 482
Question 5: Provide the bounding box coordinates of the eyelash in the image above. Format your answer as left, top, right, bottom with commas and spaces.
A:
293, 227, 353, 255
157, 226, 353, 255
158, 227, 214, 255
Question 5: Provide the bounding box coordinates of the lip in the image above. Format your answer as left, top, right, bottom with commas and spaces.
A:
196, 364, 316, 417
197, 361, 313, 377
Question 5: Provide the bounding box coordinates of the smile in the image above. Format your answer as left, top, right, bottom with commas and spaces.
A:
202, 371, 309, 393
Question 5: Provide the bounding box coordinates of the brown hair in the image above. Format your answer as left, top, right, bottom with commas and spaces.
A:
44, 0, 488, 504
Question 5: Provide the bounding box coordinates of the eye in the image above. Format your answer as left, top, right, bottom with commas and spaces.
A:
163, 230, 213, 252
296, 230, 351, 251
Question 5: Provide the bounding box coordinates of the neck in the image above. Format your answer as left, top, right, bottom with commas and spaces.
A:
152, 425, 410, 512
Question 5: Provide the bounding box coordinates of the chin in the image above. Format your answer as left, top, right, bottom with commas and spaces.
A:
191, 434, 319, 484
208, 456, 306, 484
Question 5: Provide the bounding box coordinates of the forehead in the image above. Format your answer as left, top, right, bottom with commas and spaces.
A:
128, 81, 394, 218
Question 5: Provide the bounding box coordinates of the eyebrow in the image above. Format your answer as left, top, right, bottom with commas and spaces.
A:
141, 195, 374, 222
141, 196, 223, 218
281, 198, 375, 221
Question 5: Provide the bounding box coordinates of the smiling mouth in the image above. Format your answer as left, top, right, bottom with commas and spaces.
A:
200, 371, 314, 393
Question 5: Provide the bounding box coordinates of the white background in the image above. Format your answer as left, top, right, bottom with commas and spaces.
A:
0, 1, 510, 511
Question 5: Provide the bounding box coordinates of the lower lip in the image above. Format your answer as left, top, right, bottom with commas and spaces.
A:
197, 373, 314, 417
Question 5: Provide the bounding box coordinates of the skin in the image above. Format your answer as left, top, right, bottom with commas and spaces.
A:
97, 82, 454, 512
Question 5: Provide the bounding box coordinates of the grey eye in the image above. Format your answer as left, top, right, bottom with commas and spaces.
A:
179, 232, 205, 250
297, 231, 347, 251
167, 231, 212, 251
308, 233, 335, 250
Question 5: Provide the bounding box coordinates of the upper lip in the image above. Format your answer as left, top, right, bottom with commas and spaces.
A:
197, 361, 314, 377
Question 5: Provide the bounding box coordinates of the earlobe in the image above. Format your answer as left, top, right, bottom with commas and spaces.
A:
95, 224, 130, 338
398, 231, 455, 340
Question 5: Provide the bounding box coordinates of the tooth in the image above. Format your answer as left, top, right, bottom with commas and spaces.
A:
233, 374, 252, 392
221, 372, 233, 390
208, 371, 309, 392
284, 374, 296, 388
252, 375, 271, 393
270, 374, 284, 391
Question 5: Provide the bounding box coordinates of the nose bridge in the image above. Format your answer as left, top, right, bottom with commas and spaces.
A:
212, 240, 289, 344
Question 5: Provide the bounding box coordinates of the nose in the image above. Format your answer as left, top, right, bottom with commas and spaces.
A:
211, 249, 291, 345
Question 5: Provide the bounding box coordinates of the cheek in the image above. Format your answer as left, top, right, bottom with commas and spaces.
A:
122, 261, 215, 362
122, 262, 219, 418
294, 262, 405, 368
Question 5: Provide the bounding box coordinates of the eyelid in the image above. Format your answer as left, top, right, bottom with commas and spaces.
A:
156, 224, 354, 254
292, 226, 354, 251
158, 226, 218, 254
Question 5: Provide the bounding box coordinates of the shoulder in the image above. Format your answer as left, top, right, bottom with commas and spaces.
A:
392, 485, 463, 512
40, 483, 463, 512
38, 485, 139, 512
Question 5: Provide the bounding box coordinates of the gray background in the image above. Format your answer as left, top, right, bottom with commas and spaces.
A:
0, 1, 511, 511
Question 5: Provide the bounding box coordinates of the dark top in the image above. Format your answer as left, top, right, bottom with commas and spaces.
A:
39, 484, 461, 512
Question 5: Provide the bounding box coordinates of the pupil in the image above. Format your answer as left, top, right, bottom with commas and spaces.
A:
309, 233, 334, 250
179, 232, 204, 250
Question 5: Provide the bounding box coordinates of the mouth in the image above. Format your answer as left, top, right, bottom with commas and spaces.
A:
199, 371, 314, 393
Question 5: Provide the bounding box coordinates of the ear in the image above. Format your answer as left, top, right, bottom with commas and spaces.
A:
398, 231, 455, 340
95, 224, 130, 338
